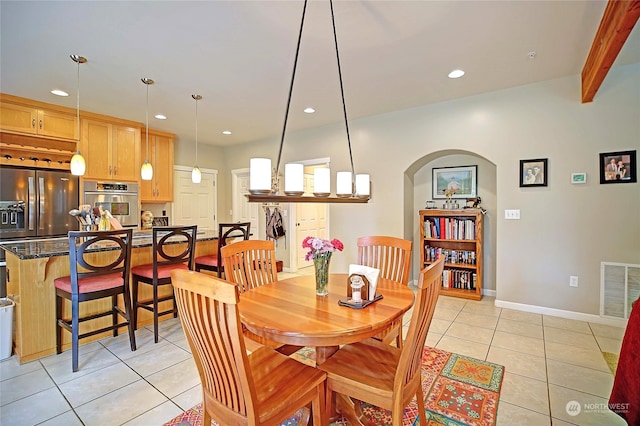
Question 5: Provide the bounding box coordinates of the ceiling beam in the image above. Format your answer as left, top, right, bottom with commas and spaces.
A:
582, 0, 640, 103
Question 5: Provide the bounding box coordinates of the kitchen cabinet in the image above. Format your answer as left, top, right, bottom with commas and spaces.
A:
0, 96, 77, 140
82, 118, 141, 182
140, 129, 174, 202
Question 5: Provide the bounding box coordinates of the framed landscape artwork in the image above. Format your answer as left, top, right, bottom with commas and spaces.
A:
520, 158, 548, 187
599, 150, 637, 184
432, 165, 477, 199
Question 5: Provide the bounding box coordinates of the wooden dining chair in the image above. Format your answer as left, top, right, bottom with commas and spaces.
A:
194, 222, 250, 277
131, 225, 197, 343
319, 256, 444, 426
357, 235, 413, 348
171, 269, 327, 426
54, 229, 136, 372
221, 239, 301, 355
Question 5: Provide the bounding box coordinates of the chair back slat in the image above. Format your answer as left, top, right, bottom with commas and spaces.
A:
396, 256, 444, 393
357, 236, 412, 285
221, 240, 277, 293
171, 270, 257, 420
152, 225, 198, 270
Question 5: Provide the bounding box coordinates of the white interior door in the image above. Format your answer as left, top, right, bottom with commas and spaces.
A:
232, 169, 260, 239
172, 167, 217, 231
295, 170, 328, 269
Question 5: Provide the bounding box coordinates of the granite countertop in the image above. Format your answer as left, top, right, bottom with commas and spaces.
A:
0, 230, 218, 260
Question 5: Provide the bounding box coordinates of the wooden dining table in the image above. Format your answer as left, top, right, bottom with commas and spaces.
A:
238, 273, 415, 365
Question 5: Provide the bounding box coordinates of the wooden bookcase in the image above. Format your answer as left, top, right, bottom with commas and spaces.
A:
419, 209, 483, 300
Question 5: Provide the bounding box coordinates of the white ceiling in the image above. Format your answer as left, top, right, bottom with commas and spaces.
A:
1, 1, 638, 147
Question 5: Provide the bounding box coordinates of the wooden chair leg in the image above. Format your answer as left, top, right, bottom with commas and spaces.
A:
71, 295, 80, 373
396, 332, 403, 349
55, 295, 63, 355
312, 382, 326, 426
202, 406, 212, 426
416, 380, 427, 426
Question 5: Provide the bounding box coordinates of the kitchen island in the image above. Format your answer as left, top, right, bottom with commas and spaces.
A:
1, 230, 218, 363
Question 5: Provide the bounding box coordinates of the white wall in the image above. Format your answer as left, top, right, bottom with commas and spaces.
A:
179, 63, 640, 316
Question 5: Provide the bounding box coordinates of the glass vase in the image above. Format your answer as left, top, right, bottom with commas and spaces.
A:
313, 253, 331, 296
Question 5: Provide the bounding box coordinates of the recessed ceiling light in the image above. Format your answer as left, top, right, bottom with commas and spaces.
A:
222, 130, 232, 135
154, 114, 167, 120
303, 107, 315, 114
51, 89, 69, 97
448, 69, 465, 79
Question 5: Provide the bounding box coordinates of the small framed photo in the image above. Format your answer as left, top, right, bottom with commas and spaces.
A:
599, 150, 637, 184
432, 165, 477, 199
520, 158, 548, 187
571, 173, 587, 184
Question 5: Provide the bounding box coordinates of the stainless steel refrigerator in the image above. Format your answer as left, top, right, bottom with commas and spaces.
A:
0, 166, 79, 240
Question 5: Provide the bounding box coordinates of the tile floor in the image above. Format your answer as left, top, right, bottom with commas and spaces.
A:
0, 272, 628, 426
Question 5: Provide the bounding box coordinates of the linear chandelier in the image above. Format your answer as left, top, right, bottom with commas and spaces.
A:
247, 0, 370, 204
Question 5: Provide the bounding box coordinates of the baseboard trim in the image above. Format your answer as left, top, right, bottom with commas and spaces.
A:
495, 299, 629, 328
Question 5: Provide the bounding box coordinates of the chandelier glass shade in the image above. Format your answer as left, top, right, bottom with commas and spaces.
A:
247, 0, 369, 204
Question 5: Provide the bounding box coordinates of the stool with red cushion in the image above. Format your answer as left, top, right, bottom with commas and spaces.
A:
131, 225, 197, 343
54, 229, 136, 372
195, 222, 250, 278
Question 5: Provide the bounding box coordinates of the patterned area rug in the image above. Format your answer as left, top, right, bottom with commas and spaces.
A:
163, 347, 504, 426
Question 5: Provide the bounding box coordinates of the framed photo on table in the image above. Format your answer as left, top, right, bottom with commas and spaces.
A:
520, 158, 548, 187
432, 165, 477, 199
599, 150, 637, 184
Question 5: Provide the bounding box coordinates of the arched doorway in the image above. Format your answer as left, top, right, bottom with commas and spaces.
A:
404, 150, 497, 297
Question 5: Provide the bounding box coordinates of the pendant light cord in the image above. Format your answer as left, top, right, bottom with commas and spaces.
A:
145, 82, 149, 162
275, 0, 308, 178
76, 59, 80, 142
329, 0, 355, 179
195, 97, 199, 163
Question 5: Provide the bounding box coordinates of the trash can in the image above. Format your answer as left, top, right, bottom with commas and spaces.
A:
0, 297, 15, 360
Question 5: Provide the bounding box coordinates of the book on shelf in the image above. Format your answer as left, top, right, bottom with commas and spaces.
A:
441, 269, 477, 290
424, 246, 476, 265
423, 217, 476, 240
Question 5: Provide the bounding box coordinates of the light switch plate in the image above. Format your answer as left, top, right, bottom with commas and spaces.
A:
505, 209, 520, 220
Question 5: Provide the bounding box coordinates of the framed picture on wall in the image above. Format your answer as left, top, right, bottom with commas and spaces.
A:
432, 165, 478, 199
520, 158, 548, 187
599, 150, 637, 184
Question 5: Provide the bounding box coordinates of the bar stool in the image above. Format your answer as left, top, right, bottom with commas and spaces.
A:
54, 228, 136, 372
194, 222, 250, 277
131, 225, 197, 343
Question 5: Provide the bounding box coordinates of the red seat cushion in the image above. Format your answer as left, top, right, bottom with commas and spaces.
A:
195, 255, 218, 268
54, 273, 124, 294
131, 262, 189, 279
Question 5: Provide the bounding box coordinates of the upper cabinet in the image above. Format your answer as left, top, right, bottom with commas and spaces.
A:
140, 129, 174, 203
81, 117, 141, 182
0, 95, 78, 140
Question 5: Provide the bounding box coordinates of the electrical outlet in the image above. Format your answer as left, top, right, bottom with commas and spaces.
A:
569, 276, 579, 287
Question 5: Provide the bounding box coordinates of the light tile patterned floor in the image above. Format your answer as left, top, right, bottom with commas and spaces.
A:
0, 274, 628, 426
